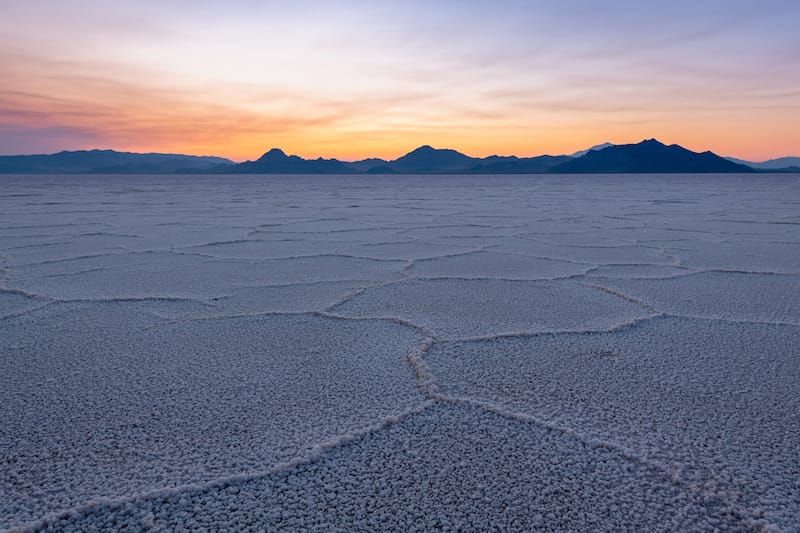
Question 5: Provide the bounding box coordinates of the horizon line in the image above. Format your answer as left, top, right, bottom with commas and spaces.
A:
0, 139, 796, 164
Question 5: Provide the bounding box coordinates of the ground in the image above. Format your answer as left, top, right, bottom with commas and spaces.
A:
1, 173, 798, 531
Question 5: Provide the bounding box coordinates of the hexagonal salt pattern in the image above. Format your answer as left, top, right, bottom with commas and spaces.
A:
2, 173, 799, 531
407, 250, 590, 280
426, 317, 800, 527
1, 303, 423, 528
31, 404, 757, 532
586, 271, 800, 325
331, 278, 653, 339
6, 252, 404, 301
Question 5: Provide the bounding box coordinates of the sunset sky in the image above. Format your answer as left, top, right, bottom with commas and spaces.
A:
1, 0, 798, 162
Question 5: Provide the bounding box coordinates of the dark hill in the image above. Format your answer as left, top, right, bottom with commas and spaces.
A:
470, 154, 569, 173
382, 146, 568, 173
553, 139, 753, 173
347, 157, 392, 173
0, 150, 233, 174
235, 148, 351, 174
389, 145, 476, 172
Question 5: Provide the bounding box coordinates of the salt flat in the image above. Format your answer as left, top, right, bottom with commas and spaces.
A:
1, 173, 799, 531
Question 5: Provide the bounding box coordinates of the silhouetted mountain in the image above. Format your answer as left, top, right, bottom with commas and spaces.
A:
0, 149, 233, 174
553, 139, 753, 173
231, 145, 570, 174
0, 141, 778, 174
347, 157, 392, 173
361, 146, 568, 173
569, 142, 615, 158
725, 156, 800, 171
390, 145, 475, 172
468, 154, 569, 172
235, 148, 351, 173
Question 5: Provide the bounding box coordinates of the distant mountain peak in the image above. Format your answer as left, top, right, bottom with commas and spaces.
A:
391, 145, 475, 172
554, 139, 752, 173
569, 142, 615, 158
405, 145, 448, 156
237, 147, 349, 174
259, 148, 288, 159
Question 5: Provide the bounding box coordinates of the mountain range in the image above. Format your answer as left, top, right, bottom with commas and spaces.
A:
1, 139, 795, 174
0, 150, 232, 174
725, 156, 800, 171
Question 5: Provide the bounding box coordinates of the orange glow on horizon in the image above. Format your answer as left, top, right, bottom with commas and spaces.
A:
2, 58, 795, 163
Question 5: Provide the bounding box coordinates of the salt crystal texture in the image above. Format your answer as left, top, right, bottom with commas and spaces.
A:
1, 173, 798, 530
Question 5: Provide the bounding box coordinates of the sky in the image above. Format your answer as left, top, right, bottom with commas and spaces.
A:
1, 0, 798, 162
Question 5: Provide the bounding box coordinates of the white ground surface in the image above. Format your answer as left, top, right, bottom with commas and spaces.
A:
1, 173, 799, 531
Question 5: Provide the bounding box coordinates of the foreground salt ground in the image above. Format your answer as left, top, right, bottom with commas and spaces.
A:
1, 174, 798, 531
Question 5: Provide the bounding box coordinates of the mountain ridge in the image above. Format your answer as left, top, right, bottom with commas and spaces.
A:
569, 142, 615, 158
725, 155, 800, 170
0, 149, 232, 174
231, 139, 754, 174
552, 139, 753, 174
1, 140, 793, 174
